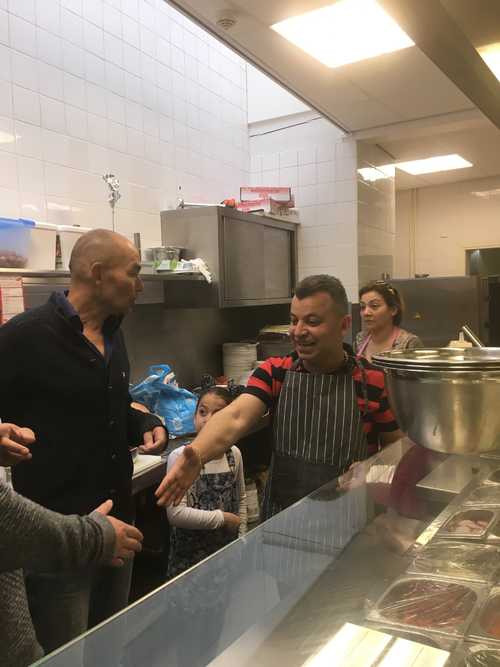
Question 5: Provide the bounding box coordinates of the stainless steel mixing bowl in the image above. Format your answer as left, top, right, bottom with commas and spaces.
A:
372, 348, 500, 454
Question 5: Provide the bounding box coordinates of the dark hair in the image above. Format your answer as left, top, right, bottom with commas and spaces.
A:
359, 280, 404, 326
294, 274, 348, 316
196, 386, 234, 411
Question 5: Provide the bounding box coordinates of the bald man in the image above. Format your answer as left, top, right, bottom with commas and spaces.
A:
0, 229, 168, 653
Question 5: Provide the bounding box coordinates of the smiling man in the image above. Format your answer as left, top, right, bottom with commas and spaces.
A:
156, 274, 402, 519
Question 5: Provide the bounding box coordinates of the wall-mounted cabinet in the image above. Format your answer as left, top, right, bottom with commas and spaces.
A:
160, 206, 298, 308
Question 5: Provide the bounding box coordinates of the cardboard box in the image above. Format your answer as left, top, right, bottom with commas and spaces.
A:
240, 186, 292, 203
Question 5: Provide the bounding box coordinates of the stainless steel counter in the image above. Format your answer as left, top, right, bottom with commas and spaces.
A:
416, 454, 489, 503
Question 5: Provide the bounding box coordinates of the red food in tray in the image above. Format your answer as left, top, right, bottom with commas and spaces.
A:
378, 579, 477, 629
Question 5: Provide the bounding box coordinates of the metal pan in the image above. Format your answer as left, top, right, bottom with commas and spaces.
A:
407, 541, 500, 584
436, 508, 498, 540
368, 574, 485, 637
468, 588, 500, 645
463, 486, 500, 508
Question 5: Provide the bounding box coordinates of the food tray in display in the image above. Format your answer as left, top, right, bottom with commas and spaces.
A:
482, 469, 500, 486
436, 508, 498, 540
468, 587, 500, 645
367, 575, 486, 638
487, 519, 500, 544
463, 486, 500, 508
462, 640, 500, 666
407, 541, 500, 584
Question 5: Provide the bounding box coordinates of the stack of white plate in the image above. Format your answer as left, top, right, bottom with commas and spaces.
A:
223, 342, 258, 382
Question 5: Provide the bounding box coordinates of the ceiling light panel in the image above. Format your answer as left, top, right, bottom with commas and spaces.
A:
271, 0, 414, 68
395, 154, 472, 175
478, 42, 500, 81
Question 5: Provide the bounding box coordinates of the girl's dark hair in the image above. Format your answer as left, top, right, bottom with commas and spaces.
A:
359, 280, 404, 326
196, 386, 234, 410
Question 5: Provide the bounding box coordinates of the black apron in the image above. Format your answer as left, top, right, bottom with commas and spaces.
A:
263, 357, 369, 520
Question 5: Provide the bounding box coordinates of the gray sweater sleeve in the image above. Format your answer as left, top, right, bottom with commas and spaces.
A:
0, 480, 115, 574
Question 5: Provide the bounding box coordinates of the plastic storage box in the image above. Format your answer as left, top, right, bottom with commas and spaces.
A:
0, 218, 34, 268
57, 225, 91, 270
26, 221, 58, 270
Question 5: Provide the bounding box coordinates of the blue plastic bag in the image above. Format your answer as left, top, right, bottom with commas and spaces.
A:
131, 365, 197, 436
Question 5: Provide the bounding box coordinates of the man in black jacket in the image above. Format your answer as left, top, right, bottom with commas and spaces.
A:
0, 229, 168, 653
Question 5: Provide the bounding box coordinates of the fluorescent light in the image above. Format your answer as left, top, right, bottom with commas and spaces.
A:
271, 0, 414, 68
471, 188, 500, 198
395, 154, 472, 175
358, 164, 395, 182
303, 623, 391, 666
378, 638, 449, 667
0, 131, 16, 144
478, 42, 500, 81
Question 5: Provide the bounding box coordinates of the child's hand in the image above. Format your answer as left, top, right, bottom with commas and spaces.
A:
223, 512, 241, 533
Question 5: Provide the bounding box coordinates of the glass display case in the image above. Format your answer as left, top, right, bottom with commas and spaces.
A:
33, 440, 500, 666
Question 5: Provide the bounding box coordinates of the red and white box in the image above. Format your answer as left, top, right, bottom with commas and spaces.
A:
240, 186, 292, 203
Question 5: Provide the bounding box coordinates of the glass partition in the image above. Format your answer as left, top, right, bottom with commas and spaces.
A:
33, 439, 486, 666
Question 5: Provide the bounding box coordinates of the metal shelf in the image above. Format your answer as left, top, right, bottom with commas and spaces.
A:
0, 269, 206, 282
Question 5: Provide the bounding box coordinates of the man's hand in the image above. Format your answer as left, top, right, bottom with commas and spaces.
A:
223, 512, 241, 533
139, 426, 167, 455
0, 423, 35, 467
337, 461, 366, 492
155, 444, 202, 507
94, 500, 144, 567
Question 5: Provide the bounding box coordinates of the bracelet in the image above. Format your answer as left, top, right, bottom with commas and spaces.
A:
191, 445, 203, 470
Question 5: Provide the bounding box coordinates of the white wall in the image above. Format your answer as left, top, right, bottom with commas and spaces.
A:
395, 175, 500, 278
249, 112, 359, 301
246, 64, 310, 124
0, 0, 249, 250
357, 142, 396, 285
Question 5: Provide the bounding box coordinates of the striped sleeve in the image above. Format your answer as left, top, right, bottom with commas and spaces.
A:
243, 355, 294, 409
244, 359, 275, 408
373, 387, 399, 432
354, 361, 400, 439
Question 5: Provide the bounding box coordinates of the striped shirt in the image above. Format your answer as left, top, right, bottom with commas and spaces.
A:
244, 351, 399, 455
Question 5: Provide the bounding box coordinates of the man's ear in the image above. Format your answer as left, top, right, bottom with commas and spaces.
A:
90, 261, 104, 284
341, 314, 352, 336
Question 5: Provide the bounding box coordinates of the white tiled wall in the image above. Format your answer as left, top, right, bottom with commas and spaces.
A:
249, 112, 359, 301
0, 0, 249, 249
395, 175, 500, 278
357, 142, 396, 286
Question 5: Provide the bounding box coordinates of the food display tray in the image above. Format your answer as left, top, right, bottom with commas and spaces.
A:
436, 508, 499, 541
367, 574, 486, 638
407, 541, 500, 584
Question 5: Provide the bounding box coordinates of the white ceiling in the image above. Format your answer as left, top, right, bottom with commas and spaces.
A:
168, 0, 500, 188
379, 119, 500, 190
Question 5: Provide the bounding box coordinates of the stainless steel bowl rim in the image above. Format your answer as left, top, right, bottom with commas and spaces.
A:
373, 348, 500, 368
373, 365, 500, 375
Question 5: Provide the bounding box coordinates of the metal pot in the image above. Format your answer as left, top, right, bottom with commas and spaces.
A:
150, 246, 183, 263
372, 348, 500, 454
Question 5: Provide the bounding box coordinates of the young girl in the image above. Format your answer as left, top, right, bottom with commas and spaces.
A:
166, 387, 247, 578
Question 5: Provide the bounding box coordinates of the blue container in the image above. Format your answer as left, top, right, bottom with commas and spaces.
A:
0, 218, 35, 268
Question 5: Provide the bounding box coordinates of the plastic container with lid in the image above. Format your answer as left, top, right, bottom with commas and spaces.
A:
0, 217, 34, 268
26, 221, 58, 270
57, 225, 92, 270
